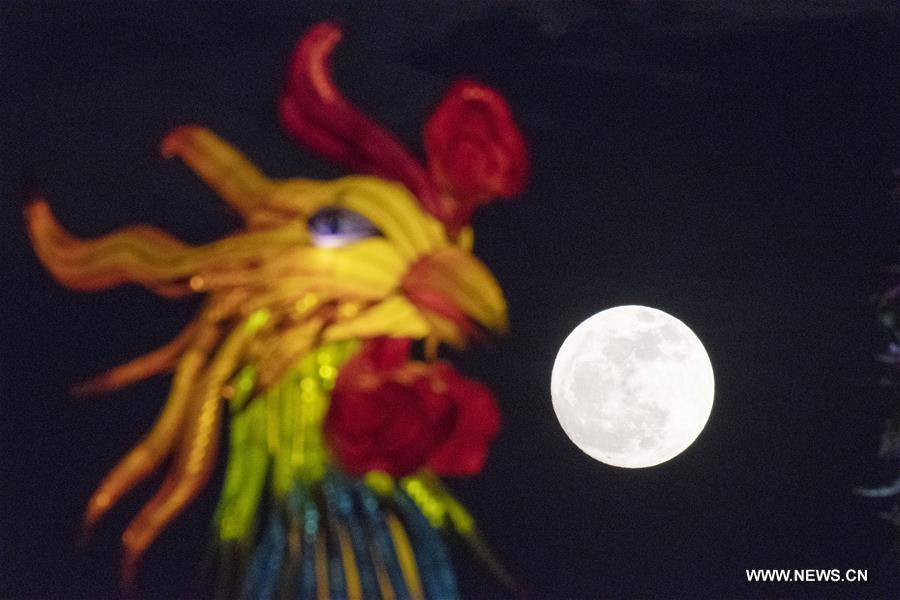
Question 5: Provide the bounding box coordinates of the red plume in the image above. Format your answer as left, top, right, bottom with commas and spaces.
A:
279, 22, 439, 208
424, 79, 529, 231
280, 22, 528, 234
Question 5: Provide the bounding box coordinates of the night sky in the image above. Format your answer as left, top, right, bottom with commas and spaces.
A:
2, 2, 898, 598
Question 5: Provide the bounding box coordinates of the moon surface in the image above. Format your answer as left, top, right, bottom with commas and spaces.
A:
551, 305, 714, 468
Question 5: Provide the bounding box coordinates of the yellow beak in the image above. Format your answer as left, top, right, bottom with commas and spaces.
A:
402, 247, 508, 345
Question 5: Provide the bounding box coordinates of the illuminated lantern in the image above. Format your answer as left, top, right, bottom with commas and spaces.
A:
27, 21, 528, 598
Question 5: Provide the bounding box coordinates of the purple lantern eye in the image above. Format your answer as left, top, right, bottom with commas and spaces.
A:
308, 207, 380, 247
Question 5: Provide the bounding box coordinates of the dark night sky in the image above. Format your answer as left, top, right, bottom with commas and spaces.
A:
1, 2, 898, 599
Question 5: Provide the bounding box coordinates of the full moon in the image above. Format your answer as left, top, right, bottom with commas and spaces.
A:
550, 305, 714, 468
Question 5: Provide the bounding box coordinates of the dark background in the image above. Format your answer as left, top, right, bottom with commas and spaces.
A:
2, 2, 898, 598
